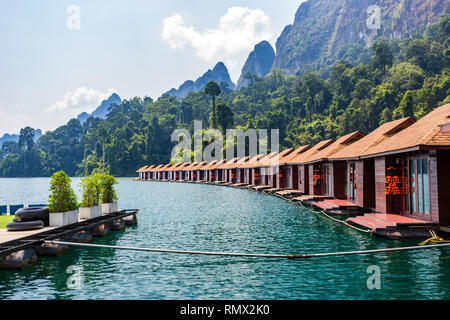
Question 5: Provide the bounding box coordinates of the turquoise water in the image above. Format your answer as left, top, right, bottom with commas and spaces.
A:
0, 178, 449, 300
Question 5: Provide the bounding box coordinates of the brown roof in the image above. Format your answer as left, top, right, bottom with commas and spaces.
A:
207, 159, 227, 170
361, 103, 450, 157
136, 166, 149, 173
303, 131, 365, 164
259, 148, 295, 168
190, 161, 208, 171
202, 160, 219, 170
148, 164, 164, 172
219, 157, 239, 169
160, 164, 174, 172
182, 162, 199, 171
289, 139, 335, 164
232, 156, 251, 169
329, 117, 416, 160
278, 145, 312, 166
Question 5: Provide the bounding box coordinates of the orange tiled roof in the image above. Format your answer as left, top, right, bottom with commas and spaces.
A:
278, 145, 312, 166
219, 157, 239, 169
259, 148, 295, 168
201, 160, 219, 170
147, 164, 163, 172
303, 131, 365, 164
361, 103, 450, 156
289, 139, 335, 164
240, 152, 278, 169
136, 166, 148, 173
207, 159, 228, 170
182, 162, 199, 171
329, 117, 416, 160
190, 161, 208, 171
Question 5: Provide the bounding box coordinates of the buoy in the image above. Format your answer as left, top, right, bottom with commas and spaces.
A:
65, 230, 93, 243
0, 249, 38, 270
91, 224, 110, 237
110, 219, 125, 231
34, 239, 69, 257
122, 214, 138, 226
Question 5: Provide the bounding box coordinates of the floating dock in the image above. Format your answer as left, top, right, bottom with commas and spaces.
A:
0, 209, 138, 269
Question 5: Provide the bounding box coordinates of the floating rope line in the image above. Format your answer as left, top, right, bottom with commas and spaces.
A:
45, 240, 450, 260
272, 192, 372, 234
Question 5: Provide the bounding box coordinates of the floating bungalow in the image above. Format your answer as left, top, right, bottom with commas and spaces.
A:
136, 104, 450, 239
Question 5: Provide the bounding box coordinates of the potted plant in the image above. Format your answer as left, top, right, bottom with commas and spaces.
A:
48, 171, 78, 227
78, 175, 101, 220
98, 173, 119, 214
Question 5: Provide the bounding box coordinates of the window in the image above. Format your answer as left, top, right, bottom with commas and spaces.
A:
405, 156, 430, 216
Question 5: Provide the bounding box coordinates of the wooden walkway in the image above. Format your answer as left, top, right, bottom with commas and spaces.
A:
347, 213, 435, 232
0, 227, 55, 245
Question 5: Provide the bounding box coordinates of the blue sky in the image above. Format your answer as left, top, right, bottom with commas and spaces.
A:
0, 0, 303, 135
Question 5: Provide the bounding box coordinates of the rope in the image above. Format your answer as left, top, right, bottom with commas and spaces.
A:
272, 192, 372, 234
419, 229, 450, 246
45, 240, 450, 260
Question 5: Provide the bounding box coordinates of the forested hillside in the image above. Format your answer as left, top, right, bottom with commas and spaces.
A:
0, 14, 448, 177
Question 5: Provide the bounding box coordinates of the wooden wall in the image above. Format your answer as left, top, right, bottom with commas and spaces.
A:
332, 161, 347, 199
437, 150, 450, 225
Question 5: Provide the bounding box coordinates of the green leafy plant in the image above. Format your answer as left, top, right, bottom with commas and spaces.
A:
97, 173, 118, 204
79, 175, 100, 207
48, 170, 78, 213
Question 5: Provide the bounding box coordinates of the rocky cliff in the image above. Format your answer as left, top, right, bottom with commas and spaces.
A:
236, 41, 275, 89
273, 0, 449, 74
165, 62, 235, 99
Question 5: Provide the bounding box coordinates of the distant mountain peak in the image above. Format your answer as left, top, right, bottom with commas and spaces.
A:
164, 62, 235, 100
237, 41, 275, 89
77, 93, 122, 123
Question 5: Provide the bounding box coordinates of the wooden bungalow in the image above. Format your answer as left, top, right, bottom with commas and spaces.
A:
182, 162, 199, 181
246, 152, 278, 187
233, 156, 250, 184
192, 161, 208, 181
144, 165, 156, 180
328, 117, 416, 209
207, 159, 227, 182
136, 166, 149, 180
267, 145, 312, 191
301, 131, 366, 197
287, 140, 335, 195
218, 158, 239, 183
353, 103, 450, 226
149, 164, 164, 180
201, 160, 218, 182
174, 163, 190, 181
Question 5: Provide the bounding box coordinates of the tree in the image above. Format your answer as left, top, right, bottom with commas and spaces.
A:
216, 102, 234, 133
204, 81, 221, 128
371, 40, 393, 77
18, 126, 35, 152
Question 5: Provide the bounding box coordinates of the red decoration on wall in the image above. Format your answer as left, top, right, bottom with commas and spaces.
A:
385, 166, 401, 195
313, 170, 321, 186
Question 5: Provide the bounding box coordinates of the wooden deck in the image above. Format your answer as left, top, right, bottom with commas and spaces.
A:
0, 227, 55, 245
347, 213, 435, 235
275, 189, 303, 197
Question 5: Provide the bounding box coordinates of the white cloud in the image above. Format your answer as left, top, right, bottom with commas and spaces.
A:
162, 7, 272, 76
46, 87, 117, 116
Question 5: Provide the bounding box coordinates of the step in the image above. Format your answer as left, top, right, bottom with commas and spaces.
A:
347, 217, 388, 231
324, 199, 359, 208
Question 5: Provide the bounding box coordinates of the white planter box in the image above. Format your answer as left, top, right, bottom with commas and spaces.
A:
101, 201, 119, 215
49, 209, 78, 227
79, 205, 101, 220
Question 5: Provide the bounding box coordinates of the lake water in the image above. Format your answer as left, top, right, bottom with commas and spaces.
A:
0, 178, 449, 300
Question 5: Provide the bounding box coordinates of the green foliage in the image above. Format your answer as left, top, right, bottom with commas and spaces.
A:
47, 170, 78, 213
0, 15, 448, 177
79, 174, 100, 207
97, 173, 118, 204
